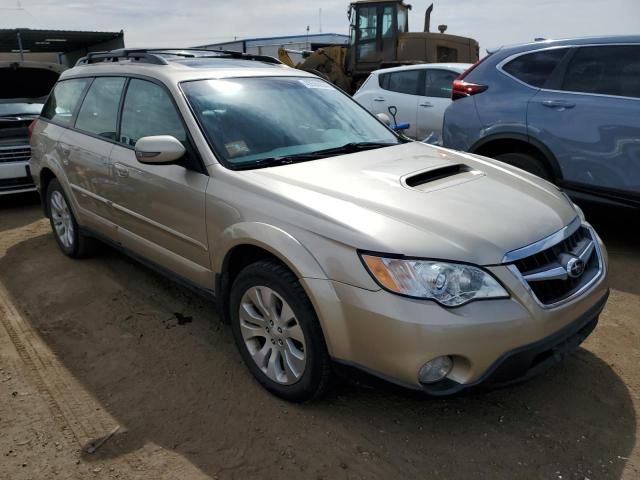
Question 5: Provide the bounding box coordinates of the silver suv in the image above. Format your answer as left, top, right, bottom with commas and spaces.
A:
30, 49, 609, 401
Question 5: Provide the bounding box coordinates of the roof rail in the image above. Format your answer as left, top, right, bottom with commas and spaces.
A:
194, 49, 282, 64
76, 49, 169, 65
76, 48, 282, 66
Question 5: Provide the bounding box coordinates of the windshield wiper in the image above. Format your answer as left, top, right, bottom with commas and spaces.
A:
234, 157, 298, 170
310, 141, 399, 156
234, 142, 399, 170
0, 115, 38, 121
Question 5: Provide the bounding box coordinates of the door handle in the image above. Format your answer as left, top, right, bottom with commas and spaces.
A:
373, 97, 385, 102
419, 102, 433, 107
114, 163, 129, 178
541, 99, 575, 109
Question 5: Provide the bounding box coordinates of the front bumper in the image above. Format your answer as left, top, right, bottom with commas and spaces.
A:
303, 252, 609, 393
0, 161, 36, 195
420, 290, 607, 395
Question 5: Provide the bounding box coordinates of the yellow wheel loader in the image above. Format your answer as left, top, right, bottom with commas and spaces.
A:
279, 1, 479, 94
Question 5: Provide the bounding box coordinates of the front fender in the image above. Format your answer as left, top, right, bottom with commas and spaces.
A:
215, 222, 328, 280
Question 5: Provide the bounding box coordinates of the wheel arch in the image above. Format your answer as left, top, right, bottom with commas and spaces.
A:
39, 167, 57, 217
470, 133, 563, 181
214, 223, 328, 324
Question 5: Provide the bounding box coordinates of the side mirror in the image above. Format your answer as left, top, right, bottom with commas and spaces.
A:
134, 135, 185, 164
376, 112, 392, 126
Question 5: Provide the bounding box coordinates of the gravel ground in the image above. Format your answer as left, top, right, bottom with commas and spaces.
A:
0, 193, 638, 480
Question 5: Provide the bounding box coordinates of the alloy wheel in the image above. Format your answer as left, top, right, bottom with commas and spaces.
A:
50, 190, 74, 249
239, 286, 307, 385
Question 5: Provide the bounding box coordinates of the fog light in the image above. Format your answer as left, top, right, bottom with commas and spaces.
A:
418, 356, 453, 384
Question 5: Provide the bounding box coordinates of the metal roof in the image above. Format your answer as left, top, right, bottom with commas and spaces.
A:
198, 32, 349, 49
225, 33, 348, 43
0, 28, 124, 53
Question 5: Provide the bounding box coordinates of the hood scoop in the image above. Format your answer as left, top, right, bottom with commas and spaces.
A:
402, 163, 484, 192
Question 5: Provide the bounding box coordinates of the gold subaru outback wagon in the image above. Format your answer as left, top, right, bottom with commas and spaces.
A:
29, 49, 609, 401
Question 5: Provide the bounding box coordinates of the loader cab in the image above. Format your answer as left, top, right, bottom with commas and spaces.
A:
347, 0, 411, 75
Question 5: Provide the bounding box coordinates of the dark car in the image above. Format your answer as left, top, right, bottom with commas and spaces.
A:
1, 60, 65, 195
442, 36, 640, 208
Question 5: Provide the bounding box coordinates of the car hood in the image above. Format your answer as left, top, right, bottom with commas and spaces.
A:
244, 142, 577, 265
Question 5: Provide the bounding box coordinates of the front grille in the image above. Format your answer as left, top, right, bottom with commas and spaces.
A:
0, 145, 31, 163
512, 225, 601, 305
0, 176, 35, 192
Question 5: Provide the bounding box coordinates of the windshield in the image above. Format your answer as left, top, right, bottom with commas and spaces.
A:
0, 103, 43, 117
181, 76, 400, 169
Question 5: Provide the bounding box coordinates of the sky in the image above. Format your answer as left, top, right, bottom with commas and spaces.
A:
1, 0, 638, 52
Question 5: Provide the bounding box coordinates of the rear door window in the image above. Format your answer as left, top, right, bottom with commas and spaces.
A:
561, 45, 640, 98
41, 78, 91, 126
503, 48, 568, 88
379, 70, 421, 95
425, 69, 458, 98
74, 77, 126, 140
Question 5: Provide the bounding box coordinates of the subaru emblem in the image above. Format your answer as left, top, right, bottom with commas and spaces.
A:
565, 256, 585, 279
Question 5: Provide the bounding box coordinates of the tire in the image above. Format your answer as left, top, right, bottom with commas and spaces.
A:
229, 259, 331, 401
46, 179, 97, 258
494, 152, 552, 181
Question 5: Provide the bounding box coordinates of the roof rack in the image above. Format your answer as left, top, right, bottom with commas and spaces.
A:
76, 48, 282, 66
76, 49, 169, 65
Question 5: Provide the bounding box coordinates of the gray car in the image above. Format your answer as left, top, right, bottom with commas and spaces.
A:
29, 49, 609, 401
442, 36, 640, 209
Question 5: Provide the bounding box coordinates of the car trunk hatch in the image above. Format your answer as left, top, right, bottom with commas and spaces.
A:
0, 63, 62, 145
1, 63, 60, 101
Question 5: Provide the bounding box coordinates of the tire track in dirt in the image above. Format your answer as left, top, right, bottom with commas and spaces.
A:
0, 280, 170, 478
0, 281, 119, 447
0, 223, 209, 479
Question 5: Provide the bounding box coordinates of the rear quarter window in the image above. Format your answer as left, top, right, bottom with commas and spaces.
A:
41, 78, 91, 126
425, 69, 459, 98
502, 48, 568, 88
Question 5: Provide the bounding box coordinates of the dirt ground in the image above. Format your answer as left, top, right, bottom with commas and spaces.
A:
0, 193, 638, 480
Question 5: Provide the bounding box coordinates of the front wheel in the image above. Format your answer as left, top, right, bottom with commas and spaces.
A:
229, 260, 331, 401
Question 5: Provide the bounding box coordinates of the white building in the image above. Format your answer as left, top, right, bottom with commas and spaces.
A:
196, 33, 349, 63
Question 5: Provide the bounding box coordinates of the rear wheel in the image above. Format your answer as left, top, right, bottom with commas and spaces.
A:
46, 179, 97, 258
494, 152, 552, 181
229, 260, 331, 401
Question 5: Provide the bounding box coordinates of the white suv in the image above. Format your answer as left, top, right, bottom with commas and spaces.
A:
354, 63, 470, 140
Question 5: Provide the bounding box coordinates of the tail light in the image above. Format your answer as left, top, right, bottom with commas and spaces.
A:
28, 119, 38, 139
452, 79, 488, 100
451, 56, 490, 100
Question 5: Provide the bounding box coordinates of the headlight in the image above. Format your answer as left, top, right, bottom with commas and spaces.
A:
360, 254, 509, 307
